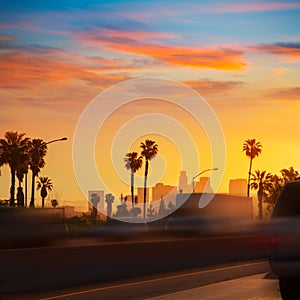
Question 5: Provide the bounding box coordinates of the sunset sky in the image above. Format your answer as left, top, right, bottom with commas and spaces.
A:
0, 0, 300, 211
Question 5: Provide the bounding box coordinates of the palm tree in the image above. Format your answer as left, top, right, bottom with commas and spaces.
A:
51, 199, 58, 208
280, 167, 299, 184
265, 167, 299, 214
0, 131, 30, 206
265, 174, 284, 213
250, 170, 272, 220
147, 204, 156, 218
90, 192, 100, 224
105, 193, 115, 219
15, 147, 30, 207
0, 149, 3, 187
243, 139, 262, 197
0, 149, 3, 175
124, 151, 143, 211
16, 164, 29, 188
29, 139, 47, 207
140, 139, 158, 219
37, 177, 53, 208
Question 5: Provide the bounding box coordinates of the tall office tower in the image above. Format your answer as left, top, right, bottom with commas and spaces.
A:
229, 179, 247, 196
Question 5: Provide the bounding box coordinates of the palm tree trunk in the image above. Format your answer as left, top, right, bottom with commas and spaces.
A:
247, 158, 253, 197
25, 172, 27, 208
258, 196, 263, 220
30, 172, 35, 208
258, 182, 263, 220
131, 171, 134, 211
10, 167, 15, 207
143, 160, 149, 219
16, 178, 22, 207
42, 196, 45, 208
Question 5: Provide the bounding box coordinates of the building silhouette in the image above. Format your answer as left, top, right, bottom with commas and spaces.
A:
63, 205, 83, 217
137, 187, 149, 203
229, 179, 247, 196
175, 193, 253, 220
152, 183, 177, 202
194, 177, 213, 193
178, 170, 192, 193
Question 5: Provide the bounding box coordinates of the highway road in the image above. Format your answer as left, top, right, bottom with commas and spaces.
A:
1, 260, 280, 299
0, 234, 269, 294
148, 271, 281, 300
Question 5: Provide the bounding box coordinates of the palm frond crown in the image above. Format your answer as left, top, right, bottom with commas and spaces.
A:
124, 152, 143, 172
140, 139, 158, 161
243, 139, 262, 159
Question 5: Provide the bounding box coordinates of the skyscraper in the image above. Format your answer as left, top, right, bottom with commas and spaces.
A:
178, 170, 192, 193
194, 177, 213, 193
229, 179, 247, 196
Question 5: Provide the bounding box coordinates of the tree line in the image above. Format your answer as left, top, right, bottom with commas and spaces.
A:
1, 131, 297, 220
243, 138, 299, 219
0, 131, 53, 208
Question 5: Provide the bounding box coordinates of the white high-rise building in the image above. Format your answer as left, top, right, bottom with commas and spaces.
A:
178, 170, 192, 193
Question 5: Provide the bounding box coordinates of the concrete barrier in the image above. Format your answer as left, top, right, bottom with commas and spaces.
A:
0, 236, 269, 294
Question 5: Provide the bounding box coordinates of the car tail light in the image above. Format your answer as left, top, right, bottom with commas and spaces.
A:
269, 236, 276, 248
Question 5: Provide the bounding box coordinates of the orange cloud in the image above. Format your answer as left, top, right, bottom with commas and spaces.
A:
0, 50, 132, 120
0, 52, 92, 89
273, 67, 290, 77
77, 30, 247, 71
250, 43, 300, 62
266, 87, 300, 101
0, 50, 135, 92
185, 79, 244, 95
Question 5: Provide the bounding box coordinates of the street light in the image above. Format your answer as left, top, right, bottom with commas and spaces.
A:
192, 168, 219, 193
45, 137, 68, 145
24, 137, 68, 207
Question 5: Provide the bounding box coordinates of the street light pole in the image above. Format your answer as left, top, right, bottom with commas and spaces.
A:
192, 168, 218, 193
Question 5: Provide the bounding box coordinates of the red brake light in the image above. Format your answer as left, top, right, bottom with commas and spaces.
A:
269, 236, 276, 248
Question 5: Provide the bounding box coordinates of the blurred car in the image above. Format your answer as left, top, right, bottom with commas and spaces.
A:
164, 216, 212, 237
0, 207, 69, 249
72, 217, 149, 242
268, 179, 300, 299
164, 215, 253, 237
108, 216, 149, 238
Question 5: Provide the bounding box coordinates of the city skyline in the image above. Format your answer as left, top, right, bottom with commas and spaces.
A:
86, 174, 249, 218
52, 173, 249, 212
0, 160, 248, 211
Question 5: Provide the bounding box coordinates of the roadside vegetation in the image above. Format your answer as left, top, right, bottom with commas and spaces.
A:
243, 138, 299, 218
